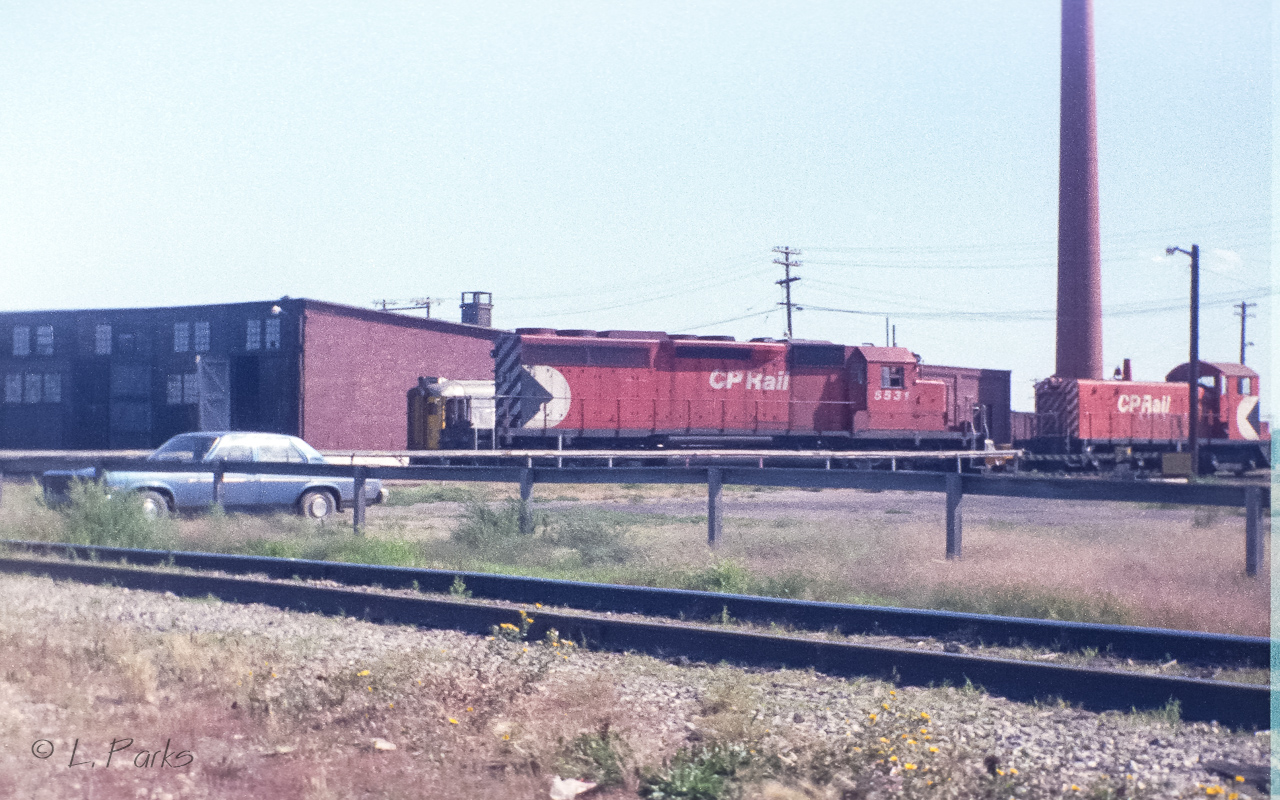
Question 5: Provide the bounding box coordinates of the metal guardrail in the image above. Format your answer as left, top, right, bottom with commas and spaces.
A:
0, 554, 1266, 728
6, 457, 1270, 575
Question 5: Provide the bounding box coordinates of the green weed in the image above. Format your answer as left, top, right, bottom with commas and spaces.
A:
449, 576, 472, 598
384, 484, 477, 506
924, 583, 1134, 625
640, 742, 752, 800
58, 480, 175, 549
544, 508, 633, 565
556, 725, 630, 787
451, 499, 537, 549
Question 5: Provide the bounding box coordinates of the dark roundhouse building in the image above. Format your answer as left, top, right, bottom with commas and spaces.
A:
0, 298, 499, 451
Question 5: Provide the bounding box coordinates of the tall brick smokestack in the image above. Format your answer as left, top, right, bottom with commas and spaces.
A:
1055, 0, 1103, 379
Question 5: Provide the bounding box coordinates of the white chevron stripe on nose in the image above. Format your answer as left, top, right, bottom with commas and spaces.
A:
1236, 395, 1259, 440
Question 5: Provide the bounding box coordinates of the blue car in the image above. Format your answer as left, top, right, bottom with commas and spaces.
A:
42, 432, 386, 520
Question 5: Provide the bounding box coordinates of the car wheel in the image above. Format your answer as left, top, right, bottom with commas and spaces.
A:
299, 489, 336, 520
137, 490, 171, 519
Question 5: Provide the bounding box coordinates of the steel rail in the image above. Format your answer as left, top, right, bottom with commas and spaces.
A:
2, 540, 1266, 668
0, 555, 1264, 729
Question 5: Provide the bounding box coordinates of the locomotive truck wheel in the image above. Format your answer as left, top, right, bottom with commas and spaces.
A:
136, 490, 171, 519
299, 489, 337, 520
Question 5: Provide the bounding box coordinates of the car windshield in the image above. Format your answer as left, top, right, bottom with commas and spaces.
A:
149, 434, 220, 462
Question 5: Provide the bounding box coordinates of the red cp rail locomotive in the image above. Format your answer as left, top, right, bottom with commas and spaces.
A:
1023, 361, 1268, 472
490, 328, 1009, 450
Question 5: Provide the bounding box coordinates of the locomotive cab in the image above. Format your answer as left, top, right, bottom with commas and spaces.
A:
1165, 362, 1264, 442
848, 347, 948, 434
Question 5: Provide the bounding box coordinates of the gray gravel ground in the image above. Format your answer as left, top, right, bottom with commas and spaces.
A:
0, 571, 1270, 798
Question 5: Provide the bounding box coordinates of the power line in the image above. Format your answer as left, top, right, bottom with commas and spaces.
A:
801, 289, 1272, 323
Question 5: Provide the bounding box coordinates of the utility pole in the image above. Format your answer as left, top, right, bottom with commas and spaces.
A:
1167, 244, 1200, 475
773, 247, 801, 339
1235, 301, 1256, 364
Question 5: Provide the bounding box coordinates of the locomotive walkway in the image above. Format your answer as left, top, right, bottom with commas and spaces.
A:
0, 543, 1267, 729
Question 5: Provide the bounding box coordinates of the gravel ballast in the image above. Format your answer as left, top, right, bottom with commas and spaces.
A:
0, 571, 1269, 799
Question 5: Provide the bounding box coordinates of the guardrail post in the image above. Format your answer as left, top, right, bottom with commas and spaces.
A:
1244, 486, 1262, 576
353, 465, 368, 536
518, 468, 534, 534
945, 473, 963, 560
212, 460, 225, 508
707, 468, 723, 548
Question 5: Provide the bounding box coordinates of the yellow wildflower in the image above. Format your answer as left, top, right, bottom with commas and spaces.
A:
879, 737, 890, 744
357, 669, 371, 676
1228, 794, 1238, 800
1205, 788, 1223, 797
889, 755, 898, 762
882, 702, 890, 710
367, 686, 372, 692
448, 717, 458, 724
929, 747, 938, 753
919, 711, 930, 719
1235, 776, 1245, 783
904, 763, 917, 770
1010, 767, 1018, 775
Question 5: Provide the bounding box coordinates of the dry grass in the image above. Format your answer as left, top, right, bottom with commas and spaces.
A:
1, 478, 1269, 635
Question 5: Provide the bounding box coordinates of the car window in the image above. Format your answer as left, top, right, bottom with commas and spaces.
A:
257, 441, 306, 463
212, 443, 253, 462
150, 434, 220, 462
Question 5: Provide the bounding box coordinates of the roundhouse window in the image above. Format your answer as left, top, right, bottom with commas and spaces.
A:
174, 322, 190, 353
94, 324, 112, 355
35, 326, 53, 356
12, 326, 29, 357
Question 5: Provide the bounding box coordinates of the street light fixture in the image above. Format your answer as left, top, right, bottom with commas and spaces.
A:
1166, 244, 1200, 476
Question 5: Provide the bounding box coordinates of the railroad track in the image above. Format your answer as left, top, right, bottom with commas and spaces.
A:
0, 541, 1268, 729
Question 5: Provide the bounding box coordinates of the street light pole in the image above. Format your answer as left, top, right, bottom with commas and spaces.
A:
1166, 244, 1200, 475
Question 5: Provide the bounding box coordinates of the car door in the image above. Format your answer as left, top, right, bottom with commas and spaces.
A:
254, 437, 310, 509
205, 436, 258, 509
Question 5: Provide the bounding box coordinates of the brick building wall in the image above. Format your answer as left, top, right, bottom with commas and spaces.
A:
299, 302, 498, 449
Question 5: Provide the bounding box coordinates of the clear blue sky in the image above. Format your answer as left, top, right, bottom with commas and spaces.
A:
0, 1, 1270, 411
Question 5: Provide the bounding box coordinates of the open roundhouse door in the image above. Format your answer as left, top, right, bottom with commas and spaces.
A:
197, 356, 230, 431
